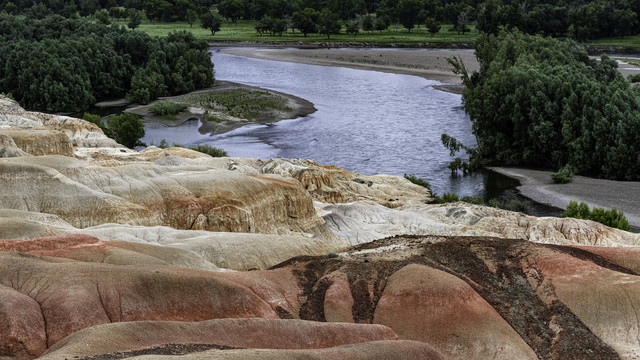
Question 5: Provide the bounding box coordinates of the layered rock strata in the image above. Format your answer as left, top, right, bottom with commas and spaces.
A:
2, 95, 640, 360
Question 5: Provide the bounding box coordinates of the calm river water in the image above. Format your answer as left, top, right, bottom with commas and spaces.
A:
142, 48, 541, 204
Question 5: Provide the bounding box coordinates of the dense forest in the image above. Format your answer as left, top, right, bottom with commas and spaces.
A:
1, 0, 639, 41
446, 31, 640, 181
0, 14, 214, 111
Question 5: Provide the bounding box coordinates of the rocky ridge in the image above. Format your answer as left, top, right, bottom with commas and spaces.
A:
1, 94, 640, 359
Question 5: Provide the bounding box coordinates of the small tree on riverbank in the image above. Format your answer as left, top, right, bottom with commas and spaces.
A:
106, 113, 145, 149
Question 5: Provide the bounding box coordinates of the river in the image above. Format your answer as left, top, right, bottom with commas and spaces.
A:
141, 48, 559, 212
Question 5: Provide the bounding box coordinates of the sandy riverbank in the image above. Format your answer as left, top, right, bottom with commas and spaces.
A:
489, 167, 640, 228
125, 80, 316, 136
218, 48, 480, 84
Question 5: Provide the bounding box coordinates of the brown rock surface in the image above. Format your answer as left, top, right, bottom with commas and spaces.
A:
0, 129, 73, 156
0, 95, 122, 149
0, 155, 334, 238
119, 340, 446, 360
0, 212, 346, 271
0, 133, 29, 158
0, 234, 221, 271
0, 251, 278, 349
1, 235, 639, 359
40, 318, 399, 359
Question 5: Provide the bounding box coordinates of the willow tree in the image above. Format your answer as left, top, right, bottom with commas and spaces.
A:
445, 30, 640, 181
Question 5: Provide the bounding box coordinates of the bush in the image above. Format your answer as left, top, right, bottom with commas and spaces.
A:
561, 200, 631, 231
404, 173, 432, 192
440, 192, 459, 203
82, 112, 113, 137
188, 144, 228, 157
629, 73, 640, 83
551, 165, 574, 184
461, 195, 484, 205
149, 101, 188, 117
106, 113, 145, 149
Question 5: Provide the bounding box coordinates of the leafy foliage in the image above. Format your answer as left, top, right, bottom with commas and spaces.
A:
106, 113, 145, 148
318, 10, 341, 40
404, 173, 432, 192
561, 200, 631, 231
187, 144, 228, 157
149, 101, 188, 116
0, 15, 213, 111
82, 112, 113, 137
200, 12, 223, 35
550, 164, 574, 184
450, 30, 640, 180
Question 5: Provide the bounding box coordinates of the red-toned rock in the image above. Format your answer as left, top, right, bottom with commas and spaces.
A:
0, 284, 47, 360
0, 234, 220, 271
40, 318, 398, 359
0, 252, 277, 350
374, 264, 537, 359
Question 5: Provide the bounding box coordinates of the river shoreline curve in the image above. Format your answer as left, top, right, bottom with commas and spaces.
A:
489, 167, 640, 228
217, 47, 480, 84
213, 47, 640, 228
125, 80, 316, 136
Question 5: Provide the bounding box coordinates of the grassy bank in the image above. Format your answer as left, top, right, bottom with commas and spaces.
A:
587, 36, 640, 49
114, 19, 478, 44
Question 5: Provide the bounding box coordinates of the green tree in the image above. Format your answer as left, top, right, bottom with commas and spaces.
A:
200, 12, 223, 35
396, 0, 421, 32
362, 14, 374, 33
476, 0, 501, 35
292, 8, 319, 37
95, 9, 110, 24
374, 14, 390, 32
128, 9, 142, 29
218, 0, 243, 27
425, 17, 440, 36
126, 64, 167, 103
346, 20, 359, 36
613, 9, 638, 38
79, 0, 99, 17
446, 30, 640, 180
106, 112, 145, 148
3, 2, 17, 14
186, 8, 197, 27
83, 112, 113, 137
318, 10, 341, 39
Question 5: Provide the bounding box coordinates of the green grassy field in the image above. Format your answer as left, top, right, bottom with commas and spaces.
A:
587, 36, 640, 49
114, 19, 478, 44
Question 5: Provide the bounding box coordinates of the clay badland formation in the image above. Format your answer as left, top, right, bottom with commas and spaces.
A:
2, 94, 640, 359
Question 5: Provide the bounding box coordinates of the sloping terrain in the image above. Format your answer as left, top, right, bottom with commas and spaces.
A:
2, 94, 640, 359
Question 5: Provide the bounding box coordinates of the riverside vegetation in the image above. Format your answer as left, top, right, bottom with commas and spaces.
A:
444, 30, 640, 182
0, 14, 213, 112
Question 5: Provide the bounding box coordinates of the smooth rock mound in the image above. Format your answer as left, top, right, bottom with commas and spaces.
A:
40, 319, 400, 359
0, 95, 122, 149
0, 155, 334, 238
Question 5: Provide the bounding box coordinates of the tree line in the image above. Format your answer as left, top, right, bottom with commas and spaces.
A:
2, 0, 640, 41
446, 30, 640, 182
0, 14, 214, 112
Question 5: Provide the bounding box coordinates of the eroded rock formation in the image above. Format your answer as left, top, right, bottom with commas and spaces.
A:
2, 95, 640, 359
